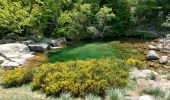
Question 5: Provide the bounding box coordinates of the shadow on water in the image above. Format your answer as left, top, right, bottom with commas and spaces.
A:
47, 38, 148, 63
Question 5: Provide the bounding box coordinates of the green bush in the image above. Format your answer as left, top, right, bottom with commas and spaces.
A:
0, 67, 36, 88
32, 58, 130, 96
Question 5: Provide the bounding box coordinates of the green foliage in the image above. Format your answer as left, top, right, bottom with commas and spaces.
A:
0, 0, 42, 36
0, 67, 35, 88
141, 86, 165, 97
106, 88, 125, 100
32, 58, 129, 96
163, 14, 170, 29
54, 3, 93, 39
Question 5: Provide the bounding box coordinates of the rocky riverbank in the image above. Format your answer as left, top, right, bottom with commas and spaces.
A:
0, 37, 66, 68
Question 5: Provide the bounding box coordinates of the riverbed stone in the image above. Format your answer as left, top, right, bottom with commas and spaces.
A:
139, 95, 152, 100
42, 37, 66, 47
28, 43, 49, 52
130, 68, 158, 79
146, 50, 160, 60
148, 45, 157, 50
159, 56, 168, 64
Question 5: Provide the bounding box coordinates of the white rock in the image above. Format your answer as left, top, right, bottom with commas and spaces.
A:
148, 45, 157, 50
146, 50, 160, 60
139, 95, 152, 100
0, 56, 5, 64
1, 61, 19, 68
130, 69, 158, 79
156, 44, 163, 50
159, 56, 168, 64
0, 43, 34, 67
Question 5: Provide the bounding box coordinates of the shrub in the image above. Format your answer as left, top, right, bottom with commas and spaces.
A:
0, 67, 36, 88
106, 88, 125, 100
141, 86, 165, 97
148, 72, 157, 80
126, 58, 145, 69
32, 58, 129, 96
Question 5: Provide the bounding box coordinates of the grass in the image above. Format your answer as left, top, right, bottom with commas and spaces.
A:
126, 80, 137, 89
85, 94, 102, 100
106, 88, 125, 100
165, 93, 170, 100
141, 86, 165, 97
0, 84, 50, 100
167, 73, 170, 80
47, 39, 145, 63
148, 72, 157, 80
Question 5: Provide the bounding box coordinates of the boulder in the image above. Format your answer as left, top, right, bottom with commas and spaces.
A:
42, 37, 66, 47
146, 50, 160, 60
1, 61, 19, 68
139, 95, 152, 100
159, 56, 168, 64
22, 40, 35, 45
0, 43, 34, 68
28, 43, 49, 52
0, 43, 31, 58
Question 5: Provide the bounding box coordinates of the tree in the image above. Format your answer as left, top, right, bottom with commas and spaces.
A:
163, 13, 170, 29
88, 6, 115, 38
0, 0, 43, 37
53, 3, 93, 40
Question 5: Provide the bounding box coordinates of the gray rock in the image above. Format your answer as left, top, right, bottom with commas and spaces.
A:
22, 40, 35, 45
139, 95, 152, 100
146, 50, 160, 60
28, 43, 49, 52
159, 56, 168, 64
42, 37, 66, 47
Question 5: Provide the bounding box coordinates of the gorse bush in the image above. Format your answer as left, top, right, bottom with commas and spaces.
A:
126, 58, 145, 69
32, 58, 130, 96
0, 67, 36, 88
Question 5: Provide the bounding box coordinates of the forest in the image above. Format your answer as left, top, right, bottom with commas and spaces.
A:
0, 0, 170, 100
0, 0, 169, 39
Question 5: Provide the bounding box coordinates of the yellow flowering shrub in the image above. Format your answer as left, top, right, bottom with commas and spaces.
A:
126, 58, 145, 69
32, 58, 129, 96
0, 67, 35, 88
